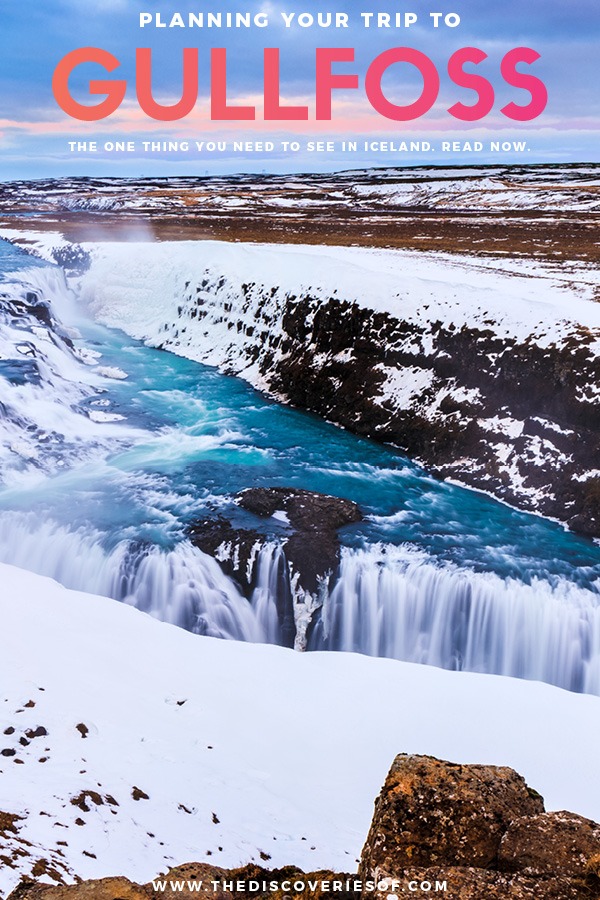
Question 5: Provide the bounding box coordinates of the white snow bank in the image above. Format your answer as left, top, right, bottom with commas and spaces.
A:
1, 563, 600, 893
73, 241, 600, 351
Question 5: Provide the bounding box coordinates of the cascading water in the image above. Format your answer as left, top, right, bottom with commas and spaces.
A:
0, 513, 273, 642
249, 542, 294, 645
308, 547, 600, 694
2, 240, 600, 695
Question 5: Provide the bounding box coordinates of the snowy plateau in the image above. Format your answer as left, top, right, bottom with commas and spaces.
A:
2, 563, 600, 896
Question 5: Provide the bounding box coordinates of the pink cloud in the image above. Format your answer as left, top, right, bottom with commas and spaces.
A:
1, 97, 598, 141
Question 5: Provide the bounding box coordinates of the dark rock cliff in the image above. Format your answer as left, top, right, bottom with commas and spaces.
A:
159, 271, 600, 538
188, 487, 362, 649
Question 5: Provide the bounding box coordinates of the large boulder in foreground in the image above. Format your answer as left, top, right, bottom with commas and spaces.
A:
498, 810, 600, 877
6, 878, 149, 900
358, 754, 600, 898
8, 867, 598, 900
369, 867, 593, 899
359, 754, 544, 876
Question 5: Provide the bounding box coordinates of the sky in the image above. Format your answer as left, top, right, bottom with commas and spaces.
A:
0, 0, 598, 178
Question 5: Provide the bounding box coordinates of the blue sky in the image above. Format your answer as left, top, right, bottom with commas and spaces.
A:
0, 0, 598, 178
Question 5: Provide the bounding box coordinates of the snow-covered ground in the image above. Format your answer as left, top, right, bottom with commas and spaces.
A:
2, 234, 595, 353
2, 562, 600, 896
350, 174, 600, 212
1, 165, 598, 215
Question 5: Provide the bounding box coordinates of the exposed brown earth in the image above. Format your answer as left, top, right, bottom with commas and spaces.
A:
1, 164, 598, 262
3, 209, 599, 263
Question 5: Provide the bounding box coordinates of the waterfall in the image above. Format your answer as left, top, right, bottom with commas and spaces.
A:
3, 510, 600, 694
2, 263, 83, 324
0, 513, 273, 643
3, 254, 600, 697
250, 542, 294, 646
309, 546, 600, 694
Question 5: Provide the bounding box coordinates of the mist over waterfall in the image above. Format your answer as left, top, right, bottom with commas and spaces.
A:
2, 240, 600, 697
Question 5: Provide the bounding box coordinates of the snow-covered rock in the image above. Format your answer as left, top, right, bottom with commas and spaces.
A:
0, 266, 141, 488
66, 239, 600, 533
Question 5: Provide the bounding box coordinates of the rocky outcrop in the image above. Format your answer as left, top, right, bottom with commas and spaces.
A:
498, 811, 600, 877
143, 258, 600, 538
359, 755, 600, 899
7, 879, 148, 900
237, 488, 362, 595
7, 866, 359, 900
358, 754, 544, 874
187, 515, 265, 591
7, 754, 600, 900
267, 300, 600, 537
363, 868, 593, 899
188, 488, 362, 647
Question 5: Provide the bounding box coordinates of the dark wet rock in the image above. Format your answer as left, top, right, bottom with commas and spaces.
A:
237, 487, 362, 596
21, 293, 53, 327
51, 244, 91, 276
187, 516, 264, 590
188, 489, 361, 648
359, 754, 544, 876
187, 516, 296, 645
268, 299, 600, 537
498, 810, 600, 877
567, 477, 600, 537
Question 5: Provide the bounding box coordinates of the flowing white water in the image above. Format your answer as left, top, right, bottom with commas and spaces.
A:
3, 245, 600, 695
2, 511, 600, 693
250, 541, 291, 644
310, 547, 600, 694
0, 264, 142, 488
0, 514, 269, 642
